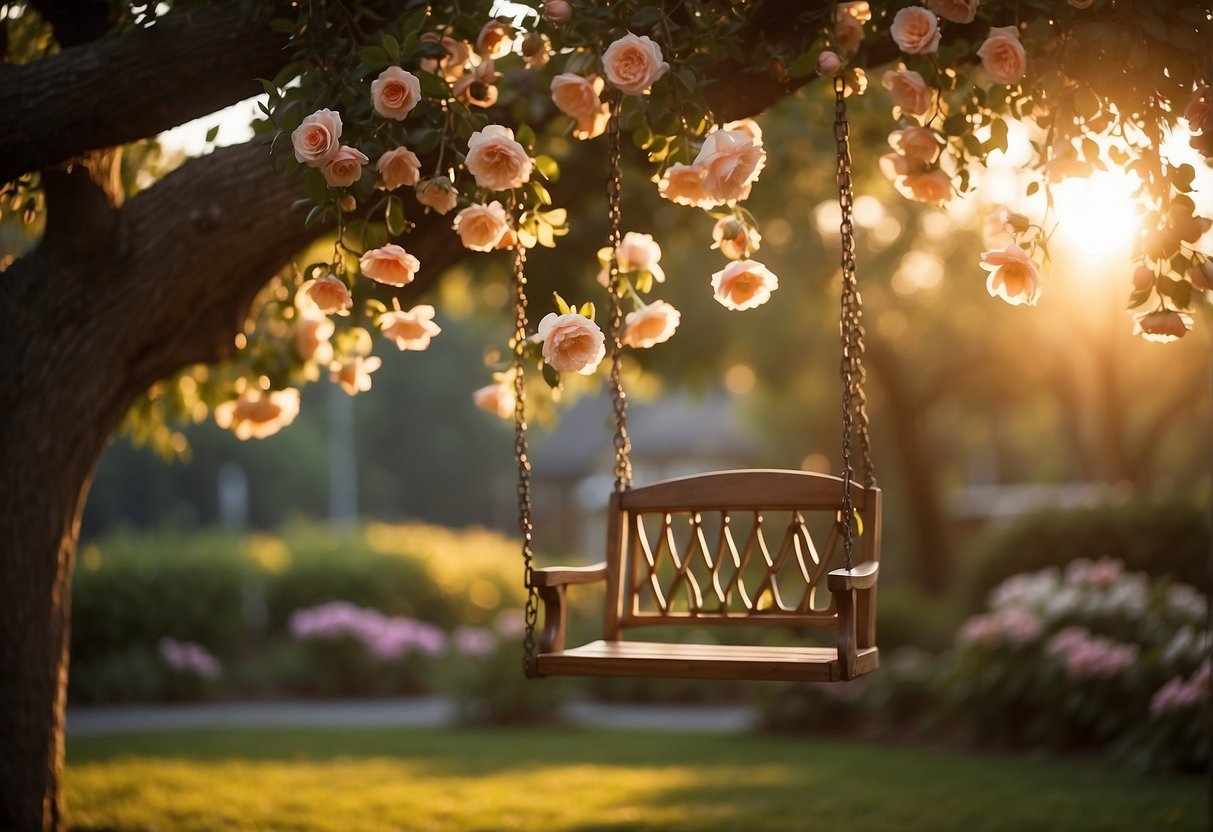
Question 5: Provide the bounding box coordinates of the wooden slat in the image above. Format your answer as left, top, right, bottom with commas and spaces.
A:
619, 610, 836, 628
532, 563, 608, 587
537, 640, 879, 682
619, 469, 873, 512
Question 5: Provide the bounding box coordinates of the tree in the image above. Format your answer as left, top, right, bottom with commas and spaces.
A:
2, 1, 1209, 828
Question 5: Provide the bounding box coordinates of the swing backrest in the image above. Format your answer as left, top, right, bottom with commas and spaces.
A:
600, 469, 881, 640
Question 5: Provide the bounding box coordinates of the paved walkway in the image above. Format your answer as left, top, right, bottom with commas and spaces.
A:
67, 697, 755, 736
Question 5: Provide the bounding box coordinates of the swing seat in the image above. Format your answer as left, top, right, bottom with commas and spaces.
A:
533, 469, 881, 682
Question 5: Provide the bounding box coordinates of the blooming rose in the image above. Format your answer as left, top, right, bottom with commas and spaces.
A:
322, 145, 368, 187
657, 163, 718, 208
711, 259, 779, 311
602, 33, 669, 96
291, 109, 343, 165
889, 127, 941, 164
416, 176, 459, 214
622, 300, 681, 349
537, 311, 606, 374
551, 73, 603, 120
901, 169, 953, 204
453, 201, 510, 251
420, 35, 471, 82
882, 69, 932, 116
834, 2, 870, 53
476, 20, 514, 60
694, 128, 766, 202
928, 0, 979, 23
214, 388, 301, 440
293, 317, 334, 365
473, 380, 515, 419
573, 105, 610, 140
331, 355, 382, 395
360, 244, 421, 287
599, 231, 665, 287
465, 125, 533, 191
371, 66, 422, 120
380, 305, 441, 351
1134, 309, 1192, 342
712, 217, 762, 260
891, 7, 941, 55
981, 242, 1043, 306
303, 274, 353, 316
453, 58, 501, 108
1185, 85, 1211, 134
544, 0, 573, 25
977, 26, 1027, 85
377, 147, 422, 190
817, 51, 843, 77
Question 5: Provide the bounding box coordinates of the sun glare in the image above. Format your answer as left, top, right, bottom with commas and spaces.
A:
1051, 170, 1141, 262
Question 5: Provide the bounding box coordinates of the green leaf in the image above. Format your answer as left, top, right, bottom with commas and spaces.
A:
359, 45, 391, 70
257, 78, 280, 98
386, 196, 407, 236
786, 51, 818, 78
1081, 137, 1100, 163
534, 154, 560, 181
1157, 276, 1192, 308
629, 6, 663, 29
635, 271, 653, 295
305, 168, 328, 204
542, 362, 561, 389
1026, 181, 1040, 197
515, 124, 537, 150
531, 181, 553, 206
418, 72, 451, 99
304, 203, 330, 228
204, 124, 220, 143
382, 33, 400, 62
578, 302, 595, 318
537, 222, 556, 248
1170, 164, 1196, 192
553, 293, 571, 315
1126, 285, 1153, 310
986, 117, 1009, 154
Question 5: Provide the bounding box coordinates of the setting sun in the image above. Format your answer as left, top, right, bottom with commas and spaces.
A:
1051, 169, 1141, 262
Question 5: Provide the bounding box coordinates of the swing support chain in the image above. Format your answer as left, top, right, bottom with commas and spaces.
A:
511, 240, 540, 678
605, 89, 633, 493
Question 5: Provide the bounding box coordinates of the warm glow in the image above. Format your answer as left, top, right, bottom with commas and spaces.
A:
1051, 170, 1141, 262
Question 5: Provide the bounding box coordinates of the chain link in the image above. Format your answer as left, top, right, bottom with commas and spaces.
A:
606, 90, 633, 492
511, 240, 540, 678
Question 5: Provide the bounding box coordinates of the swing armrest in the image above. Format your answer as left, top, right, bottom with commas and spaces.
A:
829, 561, 879, 681
533, 563, 607, 654
827, 561, 879, 591
533, 562, 608, 587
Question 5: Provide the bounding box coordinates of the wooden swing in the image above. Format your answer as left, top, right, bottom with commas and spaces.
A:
509, 78, 881, 684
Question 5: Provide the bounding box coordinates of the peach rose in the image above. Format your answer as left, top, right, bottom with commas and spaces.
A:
977, 26, 1027, 85
891, 6, 941, 55
551, 73, 604, 121
712, 217, 762, 260
322, 145, 368, 187
694, 128, 766, 203
544, 0, 573, 25
477, 20, 514, 60
602, 32, 669, 96
537, 311, 606, 374
980, 242, 1043, 306
599, 231, 665, 286
453, 201, 510, 251
453, 58, 501, 108
521, 32, 552, 69
622, 300, 681, 349
291, 109, 343, 166
902, 169, 953, 204
834, 2, 870, 53
360, 243, 421, 287
371, 66, 422, 120
377, 147, 421, 190
889, 127, 941, 164
1185, 85, 1211, 134
879, 151, 919, 183
573, 104, 610, 140
465, 125, 533, 191
416, 176, 459, 214
303, 274, 353, 316
474, 379, 515, 419
711, 259, 779, 311
214, 388, 301, 440
928, 0, 979, 23
294, 316, 334, 365
380, 305, 441, 351
1134, 309, 1192, 342
817, 51, 843, 77
420, 35, 472, 83
982, 208, 1014, 248
656, 163, 718, 208
331, 355, 382, 395
881, 69, 932, 116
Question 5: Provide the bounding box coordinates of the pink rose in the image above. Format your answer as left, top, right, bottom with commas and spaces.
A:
980, 242, 1043, 306
1134, 309, 1192, 343
602, 32, 669, 96
928, 0, 979, 23
521, 32, 553, 69
377, 147, 422, 190
834, 2, 870, 53
322, 145, 368, 187
711, 259, 779, 311
380, 305, 441, 351
623, 300, 681, 349
291, 109, 343, 166
977, 26, 1027, 85
465, 125, 533, 191
1185, 85, 1211, 134
371, 66, 422, 120
902, 169, 953, 204
330, 355, 382, 396
293, 317, 334, 364
303, 274, 353, 316
420, 35, 472, 83
712, 217, 762, 260
416, 176, 459, 214
889, 127, 941, 164
360, 243, 421, 287
453, 201, 510, 251
473, 379, 515, 419
551, 73, 604, 121
544, 0, 573, 25
694, 128, 766, 203
214, 389, 301, 440
599, 231, 665, 286
573, 104, 610, 140
453, 59, 501, 108
537, 311, 606, 374
891, 6, 942, 54
476, 20, 514, 60
657, 163, 718, 208
881, 69, 932, 116
817, 51, 843, 77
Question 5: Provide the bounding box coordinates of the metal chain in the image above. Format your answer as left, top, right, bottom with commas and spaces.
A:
606, 90, 633, 492
511, 240, 539, 678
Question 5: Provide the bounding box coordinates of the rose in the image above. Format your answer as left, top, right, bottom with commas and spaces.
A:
623, 300, 681, 349
602, 33, 669, 96
416, 176, 459, 214
473, 380, 515, 419
881, 69, 932, 116
360, 244, 421, 287
980, 242, 1043, 306
617, 232, 665, 278
656, 163, 718, 208
891, 7, 942, 55
694, 128, 766, 202
476, 20, 514, 59
544, 0, 573, 25
420, 35, 471, 82
322, 146, 368, 187
521, 32, 552, 69
291, 109, 342, 165
711, 259, 779, 311
834, 2, 870, 53
214, 389, 301, 440
452, 201, 510, 251
889, 127, 941, 164
453, 60, 500, 108
982, 208, 1014, 248
537, 312, 606, 374
465, 125, 533, 191
331, 355, 382, 395
712, 217, 762, 260
303, 274, 352, 316
371, 66, 422, 120
380, 305, 441, 351
294, 317, 334, 364
551, 73, 603, 120
817, 51, 842, 77
901, 169, 953, 204
573, 105, 610, 140
928, 0, 979, 23
978, 26, 1027, 85
1134, 310, 1192, 342
377, 147, 421, 190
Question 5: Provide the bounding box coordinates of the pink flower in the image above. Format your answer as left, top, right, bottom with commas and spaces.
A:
712, 217, 762, 260
977, 26, 1027, 86
544, 0, 573, 25
291, 109, 343, 165
371, 66, 422, 120
321, 145, 367, 188
694, 128, 766, 203
380, 305, 441, 351
817, 51, 843, 77
1133, 309, 1193, 343
293, 316, 334, 364
159, 638, 222, 680
453, 626, 497, 657
419, 35, 471, 83
602, 32, 669, 96
473, 378, 515, 419
711, 259, 779, 311
657, 163, 718, 208
453, 201, 510, 252
882, 69, 932, 116
465, 125, 533, 191
331, 354, 382, 395
981, 242, 1043, 306
834, 2, 870, 53
623, 300, 681, 349
617, 232, 664, 279
214, 388, 301, 440
521, 31, 553, 69
891, 6, 942, 55
928, 0, 979, 23
537, 311, 606, 374
360, 244, 421, 287
476, 20, 514, 60
982, 208, 1014, 248
452, 58, 501, 108
377, 147, 421, 190
901, 169, 953, 204
551, 74, 609, 140
889, 127, 941, 164
302, 274, 353, 316
416, 177, 459, 215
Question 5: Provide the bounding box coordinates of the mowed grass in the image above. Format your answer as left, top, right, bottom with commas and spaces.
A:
66, 726, 1205, 832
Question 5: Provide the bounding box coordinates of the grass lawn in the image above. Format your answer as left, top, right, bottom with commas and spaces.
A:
66, 726, 1205, 832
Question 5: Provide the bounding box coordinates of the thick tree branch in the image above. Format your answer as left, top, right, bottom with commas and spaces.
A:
27, 0, 111, 47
